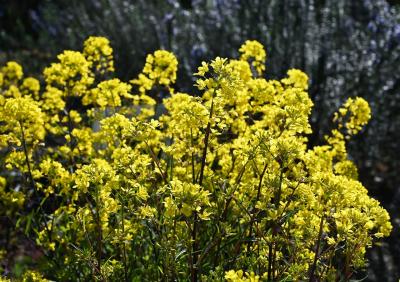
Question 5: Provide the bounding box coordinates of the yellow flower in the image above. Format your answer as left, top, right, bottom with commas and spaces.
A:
82, 78, 132, 108
21, 77, 41, 99
1, 61, 23, 83
83, 36, 115, 74
131, 50, 178, 93
44, 50, 93, 94
239, 40, 266, 76
282, 69, 309, 90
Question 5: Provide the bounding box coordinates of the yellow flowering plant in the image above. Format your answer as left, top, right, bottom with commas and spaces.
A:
0, 37, 392, 281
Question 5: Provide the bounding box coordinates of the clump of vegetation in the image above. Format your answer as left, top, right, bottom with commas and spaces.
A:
0, 37, 391, 281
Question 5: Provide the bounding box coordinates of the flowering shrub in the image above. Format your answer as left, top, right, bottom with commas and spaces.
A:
0, 37, 392, 281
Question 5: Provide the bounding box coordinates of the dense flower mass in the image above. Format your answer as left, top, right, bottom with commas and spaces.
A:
0, 37, 391, 281
83, 36, 115, 75
239, 40, 267, 76
131, 49, 178, 94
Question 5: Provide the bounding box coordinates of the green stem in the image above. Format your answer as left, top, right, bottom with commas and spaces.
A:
94, 188, 104, 281
65, 88, 75, 171
190, 128, 196, 184
120, 195, 128, 282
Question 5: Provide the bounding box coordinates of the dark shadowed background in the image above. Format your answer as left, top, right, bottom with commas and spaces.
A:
1, 0, 399, 280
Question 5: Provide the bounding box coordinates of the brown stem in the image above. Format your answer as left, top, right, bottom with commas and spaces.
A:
272, 234, 277, 280
247, 162, 268, 254
197, 229, 225, 267
191, 213, 198, 282
309, 215, 325, 282
144, 140, 167, 183
267, 165, 285, 281
192, 95, 215, 282
19, 121, 35, 189
198, 98, 214, 187
267, 242, 273, 281
19, 121, 52, 238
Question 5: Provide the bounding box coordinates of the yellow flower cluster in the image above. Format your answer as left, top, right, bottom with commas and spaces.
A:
282, 68, 309, 90
0, 61, 41, 101
225, 270, 261, 282
21, 77, 41, 100
1, 61, 23, 84
0, 96, 45, 147
164, 180, 211, 218
334, 96, 371, 136
82, 78, 132, 109
239, 40, 267, 76
44, 50, 93, 95
131, 50, 178, 93
83, 36, 115, 74
0, 38, 391, 281
21, 270, 50, 282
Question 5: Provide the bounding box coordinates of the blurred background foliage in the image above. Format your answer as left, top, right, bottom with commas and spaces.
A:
1, 0, 400, 280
